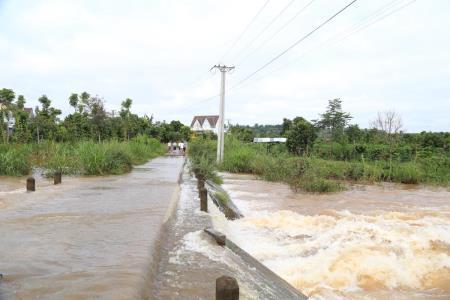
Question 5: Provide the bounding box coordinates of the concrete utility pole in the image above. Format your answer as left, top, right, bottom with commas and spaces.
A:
211, 65, 234, 163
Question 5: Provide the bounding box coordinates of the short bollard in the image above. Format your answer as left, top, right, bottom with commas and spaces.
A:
26, 177, 35, 192
197, 178, 205, 190
216, 276, 239, 300
200, 187, 208, 212
54, 172, 62, 185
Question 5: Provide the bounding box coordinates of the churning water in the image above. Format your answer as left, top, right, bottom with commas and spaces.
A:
213, 174, 450, 299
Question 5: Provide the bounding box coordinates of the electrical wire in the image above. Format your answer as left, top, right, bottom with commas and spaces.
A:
236, 0, 317, 66
230, 0, 298, 63
218, 0, 271, 63
228, 0, 416, 94
231, 0, 359, 90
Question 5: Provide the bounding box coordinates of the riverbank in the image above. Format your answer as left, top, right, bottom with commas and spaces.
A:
214, 172, 450, 299
0, 156, 184, 299
189, 137, 449, 193
0, 135, 166, 176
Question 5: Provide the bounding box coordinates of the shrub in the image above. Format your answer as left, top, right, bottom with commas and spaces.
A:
0, 145, 31, 176
391, 162, 423, 184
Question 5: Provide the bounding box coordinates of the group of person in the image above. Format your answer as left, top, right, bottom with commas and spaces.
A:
167, 141, 187, 155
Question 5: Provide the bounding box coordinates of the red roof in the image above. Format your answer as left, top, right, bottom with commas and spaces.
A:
191, 115, 219, 128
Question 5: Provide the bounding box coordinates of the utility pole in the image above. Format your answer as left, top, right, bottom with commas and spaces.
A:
211, 65, 234, 163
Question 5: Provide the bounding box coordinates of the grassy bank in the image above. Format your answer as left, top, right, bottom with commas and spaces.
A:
188, 137, 449, 193
0, 135, 166, 176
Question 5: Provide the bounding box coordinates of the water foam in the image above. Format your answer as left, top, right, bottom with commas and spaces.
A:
215, 208, 450, 298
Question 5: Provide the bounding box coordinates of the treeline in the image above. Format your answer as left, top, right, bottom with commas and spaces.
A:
191, 99, 449, 192
0, 88, 190, 144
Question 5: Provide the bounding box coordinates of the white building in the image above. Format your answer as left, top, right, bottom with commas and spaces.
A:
190, 115, 219, 134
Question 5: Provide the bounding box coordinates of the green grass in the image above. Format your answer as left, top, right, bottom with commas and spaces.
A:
214, 191, 229, 205
0, 144, 32, 176
188, 136, 449, 193
0, 135, 166, 177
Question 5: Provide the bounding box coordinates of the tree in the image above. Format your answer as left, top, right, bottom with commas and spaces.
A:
370, 110, 403, 179
0, 88, 15, 105
33, 95, 62, 142
87, 96, 107, 141
16, 95, 26, 109
316, 98, 352, 140
69, 93, 79, 112
345, 124, 363, 143
120, 98, 133, 140
286, 117, 317, 155
281, 118, 293, 136
229, 125, 253, 142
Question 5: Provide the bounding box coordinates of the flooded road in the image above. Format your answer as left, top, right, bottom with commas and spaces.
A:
151, 165, 305, 299
215, 173, 450, 299
0, 157, 184, 299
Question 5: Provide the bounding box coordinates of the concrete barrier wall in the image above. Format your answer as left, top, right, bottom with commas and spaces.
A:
203, 179, 309, 299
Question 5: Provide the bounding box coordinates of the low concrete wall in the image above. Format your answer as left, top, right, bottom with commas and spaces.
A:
205, 180, 243, 220
203, 180, 309, 299
204, 228, 308, 299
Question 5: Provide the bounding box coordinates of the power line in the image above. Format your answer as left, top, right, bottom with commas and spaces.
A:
231, 0, 298, 63
218, 0, 271, 63
236, 0, 317, 66
231, 0, 359, 90
336, 0, 416, 44
229, 0, 416, 94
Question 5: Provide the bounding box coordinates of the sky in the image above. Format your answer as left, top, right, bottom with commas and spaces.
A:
0, 0, 449, 132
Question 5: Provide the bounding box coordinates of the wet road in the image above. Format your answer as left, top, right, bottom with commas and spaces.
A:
0, 156, 184, 300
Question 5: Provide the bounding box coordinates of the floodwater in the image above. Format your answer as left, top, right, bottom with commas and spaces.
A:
0, 157, 184, 299
214, 173, 450, 300
151, 165, 304, 299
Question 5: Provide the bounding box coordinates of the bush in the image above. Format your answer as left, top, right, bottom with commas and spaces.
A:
290, 176, 344, 193
0, 145, 31, 176
391, 162, 423, 184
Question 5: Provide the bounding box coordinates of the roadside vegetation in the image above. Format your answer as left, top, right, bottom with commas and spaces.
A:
189, 99, 449, 193
0, 136, 166, 176
0, 88, 189, 176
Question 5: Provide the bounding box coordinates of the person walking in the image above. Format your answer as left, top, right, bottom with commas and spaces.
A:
179, 141, 185, 155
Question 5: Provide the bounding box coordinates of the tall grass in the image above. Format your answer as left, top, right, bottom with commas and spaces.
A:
0, 135, 165, 177
0, 144, 32, 176
189, 136, 449, 193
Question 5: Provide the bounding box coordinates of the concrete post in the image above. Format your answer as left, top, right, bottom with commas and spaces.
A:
216, 276, 239, 300
26, 177, 35, 192
54, 172, 62, 185
197, 178, 205, 191
200, 187, 208, 212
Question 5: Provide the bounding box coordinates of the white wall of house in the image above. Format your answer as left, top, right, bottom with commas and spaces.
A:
190, 118, 218, 134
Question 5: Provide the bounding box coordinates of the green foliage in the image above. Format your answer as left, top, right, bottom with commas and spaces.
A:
188, 138, 218, 181
0, 136, 165, 177
0, 144, 31, 176
214, 191, 229, 205
229, 125, 253, 142
285, 117, 317, 155
291, 177, 344, 193
315, 98, 352, 140
1, 88, 192, 144
189, 136, 449, 194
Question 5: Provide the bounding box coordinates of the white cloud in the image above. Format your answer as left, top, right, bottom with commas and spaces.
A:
0, 0, 449, 131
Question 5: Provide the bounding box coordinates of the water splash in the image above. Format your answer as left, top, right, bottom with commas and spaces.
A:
217, 174, 450, 299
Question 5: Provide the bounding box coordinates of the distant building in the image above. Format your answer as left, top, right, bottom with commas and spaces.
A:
253, 137, 287, 143
191, 115, 219, 133
23, 107, 34, 118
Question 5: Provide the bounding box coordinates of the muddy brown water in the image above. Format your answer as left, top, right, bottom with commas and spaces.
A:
0, 157, 184, 299
213, 173, 450, 300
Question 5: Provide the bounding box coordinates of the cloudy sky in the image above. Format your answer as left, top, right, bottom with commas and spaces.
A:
0, 0, 449, 132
